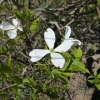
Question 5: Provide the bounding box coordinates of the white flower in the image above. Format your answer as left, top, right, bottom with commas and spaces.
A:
29, 26, 81, 68
0, 19, 23, 39
55, 26, 81, 52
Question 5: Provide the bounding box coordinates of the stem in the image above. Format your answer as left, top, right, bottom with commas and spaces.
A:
0, 84, 17, 92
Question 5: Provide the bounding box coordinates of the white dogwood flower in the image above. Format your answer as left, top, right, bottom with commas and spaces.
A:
0, 19, 23, 39
29, 26, 81, 68
55, 26, 81, 52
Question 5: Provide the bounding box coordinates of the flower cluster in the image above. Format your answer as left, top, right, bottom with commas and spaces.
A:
29, 26, 81, 68
0, 18, 81, 68
0, 19, 23, 39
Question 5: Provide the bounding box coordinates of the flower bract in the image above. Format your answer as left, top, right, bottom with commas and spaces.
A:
29, 26, 81, 68
0, 19, 23, 39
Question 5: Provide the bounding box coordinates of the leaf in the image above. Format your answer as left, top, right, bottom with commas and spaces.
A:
0, 66, 12, 73
71, 47, 82, 60
62, 72, 73, 77
47, 91, 59, 99
2, 45, 8, 53
95, 78, 100, 85
12, 76, 23, 84
0, 92, 9, 98
13, 10, 23, 21
6, 39, 16, 46
6, 57, 12, 67
52, 69, 68, 83
23, 8, 33, 22
97, 0, 100, 7
88, 76, 95, 79
4, 3, 12, 11
0, 4, 5, 10
46, 88, 59, 99
23, 78, 30, 83
60, 59, 71, 71
0, 45, 8, 54
97, 74, 100, 78
11, 87, 21, 96
94, 69, 97, 76
69, 61, 90, 73
28, 77, 36, 87
30, 18, 39, 34
96, 83, 100, 90
35, 63, 50, 74
62, 52, 72, 59
88, 79, 95, 84
18, 84, 26, 89
30, 93, 37, 100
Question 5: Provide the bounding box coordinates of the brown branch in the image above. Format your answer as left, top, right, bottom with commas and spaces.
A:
0, 84, 17, 92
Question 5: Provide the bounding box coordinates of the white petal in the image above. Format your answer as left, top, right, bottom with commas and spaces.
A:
65, 26, 71, 39
12, 19, 18, 26
72, 40, 81, 46
18, 26, 23, 31
55, 40, 74, 52
7, 30, 17, 39
29, 49, 50, 62
1, 21, 14, 30
0, 25, 2, 29
44, 28, 55, 49
51, 53, 65, 68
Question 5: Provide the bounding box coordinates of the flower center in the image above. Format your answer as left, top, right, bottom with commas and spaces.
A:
14, 26, 17, 30
50, 48, 55, 53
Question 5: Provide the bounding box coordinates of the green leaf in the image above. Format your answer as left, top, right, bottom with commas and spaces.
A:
60, 59, 71, 71
62, 52, 72, 59
14, 96, 20, 100
88, 79, 95, 84
0, 92, 9, 98
13, 10, 23, 21
18, 84, 26, 89
0, 45, 8, 54
30, 93, 37, 100
6, 39, 16, 46
95, 78, 100, 85
52, 69, 68, 83
4, 3, 12, 11
35, 63, 50, 74
0, 66, 12, 73
96, 84, 100, 90
2, 45, 8, 53
97, 74, 100, 78
69, 61, 90, 73
71, 47, 82, 60
30, 18, 39, 34
6, 57, 12, 67
46, 88, 59, 99
28, 77, 36, 87
0, 4, 5, 10
94, 70, 97, 76
23, 78, 30, 83
52, 69, 72, 77
52, 69, 62, 75
12, 76, 23, 84
88, 76, 95, 79
11, 87, 21, 96
23, 8, 33, 22
47, 91, 59, 99
62, 72, 73, 77
97, 0, 100, 7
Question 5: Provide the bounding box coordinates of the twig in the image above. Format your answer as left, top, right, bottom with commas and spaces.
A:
0, 84, 17, 92
16, 46, 30, 59
66, 90, 72, 100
